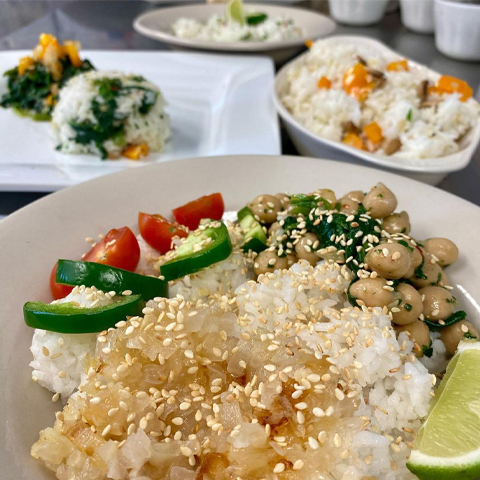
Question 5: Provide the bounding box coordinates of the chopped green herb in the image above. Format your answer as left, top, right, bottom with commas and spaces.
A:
422, 343, 433, 358
404, 303, 412, 312
397, 240, 414, 252
414, 256, 427, 280
407, 109, 412, 121
464, 331, 477, 340
424, 310, 467, 330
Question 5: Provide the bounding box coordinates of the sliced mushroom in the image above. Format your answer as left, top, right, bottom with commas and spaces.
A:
417, 80, 429, 102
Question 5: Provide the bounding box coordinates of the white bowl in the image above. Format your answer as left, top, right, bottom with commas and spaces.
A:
400, 0, 434, 34
328, 0, 389, 25
134, 3, 336, 65
434, 0, 480, 61
2, 155, 480, 480
273, 35, 480, 186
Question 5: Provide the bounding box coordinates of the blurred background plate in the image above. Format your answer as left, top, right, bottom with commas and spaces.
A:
133, 3, 336, 64
0, 51, 280, 191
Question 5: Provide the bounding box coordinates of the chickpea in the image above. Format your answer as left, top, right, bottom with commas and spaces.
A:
315, 188, 337, 206
391, 283, 423, 325
382, 211, 411, 235
295, 232, 320, 266
365, 242, 412, 279
275, 193, 291, 210
344, 190, 364, 203
410, 253, 444, 288
363, 183, 397, 219
423, 238, 459, 267
403, 242, 423, 279
254, 250, 289, 277
440, 320, 479, 355
395, 320, 430, 358
249, 194, 282, 224
349, 277, 398, 308
268, 221, 282, 241
286, 253, 298, 267
338, 196, 359, 215
419, 286, 455, 322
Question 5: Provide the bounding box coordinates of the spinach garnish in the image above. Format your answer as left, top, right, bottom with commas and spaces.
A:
406, 109, 412, 121
414, 256, 427, 280
246, 13, 268, 25
0, 57, 94, 116
282, 198, 379, 275
404, 303, 412, 312
67, 77, 157, 159
422, 342, 433, 358
424, 310, 467, 331
464, 331, 477, 340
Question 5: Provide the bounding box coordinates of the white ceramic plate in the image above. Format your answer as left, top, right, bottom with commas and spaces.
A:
274, 35, 480, 186
133, 3, 336, 64
1, 154, 480, 480
0, 51, 280, 191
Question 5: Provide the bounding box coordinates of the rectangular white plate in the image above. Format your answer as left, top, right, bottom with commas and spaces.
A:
0, 51, 280, 191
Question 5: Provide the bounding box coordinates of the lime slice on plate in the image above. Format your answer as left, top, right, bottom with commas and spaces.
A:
226, 0, 245, 25
408, 340, 480, 480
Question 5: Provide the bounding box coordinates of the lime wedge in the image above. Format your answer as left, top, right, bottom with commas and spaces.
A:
226, 0, 245, 25
408, 340, 480, 480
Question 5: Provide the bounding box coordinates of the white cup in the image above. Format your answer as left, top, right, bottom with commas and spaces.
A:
434, 0, 480, 61
400, 0, 434, 34
328, 0, 390, 25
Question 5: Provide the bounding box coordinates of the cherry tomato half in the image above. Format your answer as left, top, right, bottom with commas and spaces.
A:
138, 213, 188, 254
172, 193, 225, 230
50, 262, 74, 300
83, 227, 140, 272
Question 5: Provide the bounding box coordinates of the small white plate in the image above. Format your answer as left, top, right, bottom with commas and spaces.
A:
133, 3, 336, 64
0, 51, 280, 191
274, 35, 480, 185
1, 155, 480, 480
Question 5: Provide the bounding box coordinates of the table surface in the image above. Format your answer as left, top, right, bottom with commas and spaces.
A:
0, 0, 479, 216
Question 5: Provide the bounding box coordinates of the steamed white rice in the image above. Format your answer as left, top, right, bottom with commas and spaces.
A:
52, 71, 171, 158
172, 14, 301, 43
281, 40, 479, 159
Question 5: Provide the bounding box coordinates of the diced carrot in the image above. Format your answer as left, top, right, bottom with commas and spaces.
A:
343, 64, 375, 101
343, 133, 364, 150
434, 75, 473, 102
18, 56, 34, 75
63, 41, 82, 68
317, 76, 331, 89
363, 122, 383, 144
123, 144, 149, 160
305, 39, 313, 49
386, 59, 408, 72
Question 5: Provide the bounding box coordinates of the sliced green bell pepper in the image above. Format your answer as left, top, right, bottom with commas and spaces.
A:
56, 260, 168, 300
161, 221, 232, 281
24, 294, 143, 333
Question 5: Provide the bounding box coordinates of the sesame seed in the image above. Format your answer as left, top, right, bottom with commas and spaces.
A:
273, 463, 285, 473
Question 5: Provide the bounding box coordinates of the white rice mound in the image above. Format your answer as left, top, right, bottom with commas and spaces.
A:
52, 71, 171, 157
281, 40, 480, 159
31, 259, 434, 479
29, 285, 115, 399
172, 14, 301, 43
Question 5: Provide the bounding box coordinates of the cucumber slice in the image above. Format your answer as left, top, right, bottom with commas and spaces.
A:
238, 206, 267, 253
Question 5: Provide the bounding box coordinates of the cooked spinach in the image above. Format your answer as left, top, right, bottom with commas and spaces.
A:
0, 57, 94, 116
281, 199, 379, 274
424, 310, 467, 330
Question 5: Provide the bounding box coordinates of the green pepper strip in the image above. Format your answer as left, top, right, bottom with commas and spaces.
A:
56, 260, 168, 300
424, 310, 467, 331
24, 294, 143, 333
161, 222, 232, 281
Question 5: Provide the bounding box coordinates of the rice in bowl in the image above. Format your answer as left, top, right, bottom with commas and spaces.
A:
280, 40, 479, 160
52, 71, 171, 160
